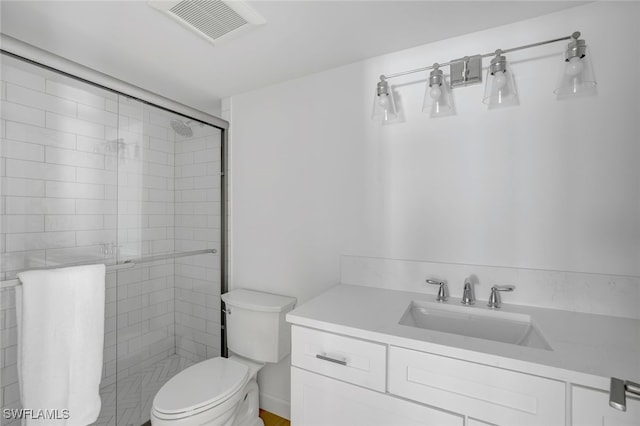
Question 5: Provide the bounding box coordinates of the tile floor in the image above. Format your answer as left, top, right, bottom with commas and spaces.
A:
94, 355, 194, 426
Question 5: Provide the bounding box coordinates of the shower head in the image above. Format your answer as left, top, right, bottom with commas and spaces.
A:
170, 119, 194, 137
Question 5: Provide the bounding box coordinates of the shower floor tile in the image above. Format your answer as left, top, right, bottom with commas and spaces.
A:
94, 354, 195, 426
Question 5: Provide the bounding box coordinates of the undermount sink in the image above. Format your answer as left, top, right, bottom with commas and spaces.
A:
399, 300, 552, 350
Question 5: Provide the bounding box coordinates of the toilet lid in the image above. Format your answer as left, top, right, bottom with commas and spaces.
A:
153, 357, 249, 415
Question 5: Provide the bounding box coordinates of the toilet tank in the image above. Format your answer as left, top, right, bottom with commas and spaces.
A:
221, 289, 297, 363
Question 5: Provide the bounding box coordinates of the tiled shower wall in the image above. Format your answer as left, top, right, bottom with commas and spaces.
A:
174, 130, 222, 362
1, 61, 119, 278
0, 55, 221, 422
113, 95, 178, 389
1, 58, 121, 419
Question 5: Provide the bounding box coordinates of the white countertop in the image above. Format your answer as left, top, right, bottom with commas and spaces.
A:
286, 284, 640, 389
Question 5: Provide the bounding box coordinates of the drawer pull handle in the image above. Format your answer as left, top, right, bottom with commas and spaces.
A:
316, 354, 347, 366
610, 377, 640, 411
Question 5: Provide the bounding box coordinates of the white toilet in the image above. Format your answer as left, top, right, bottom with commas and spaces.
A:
150, 288, 297, 426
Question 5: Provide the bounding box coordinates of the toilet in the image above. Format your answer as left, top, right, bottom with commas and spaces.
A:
150, 288, 297, 426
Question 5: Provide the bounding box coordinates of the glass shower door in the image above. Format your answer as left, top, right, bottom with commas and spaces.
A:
113, 99, 223, 426
0, 52, 119, 425
0, 51, 224, 426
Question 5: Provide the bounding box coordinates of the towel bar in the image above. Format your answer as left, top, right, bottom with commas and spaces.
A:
0, 248, 217, 289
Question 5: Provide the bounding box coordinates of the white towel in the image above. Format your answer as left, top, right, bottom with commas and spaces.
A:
16, 264, 106, 426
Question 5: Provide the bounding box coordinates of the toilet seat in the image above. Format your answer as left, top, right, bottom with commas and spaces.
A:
152, 357, 249, 419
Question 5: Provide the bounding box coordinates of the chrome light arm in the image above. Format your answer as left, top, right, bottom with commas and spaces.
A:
426, 279, 448, 302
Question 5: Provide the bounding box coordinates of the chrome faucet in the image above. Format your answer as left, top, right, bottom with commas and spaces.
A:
487, 285, 515, 309
425, 279, 448, 302
461, 278, 475, 305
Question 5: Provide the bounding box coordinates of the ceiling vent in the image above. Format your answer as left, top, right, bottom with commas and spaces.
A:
148, 0, 265, 45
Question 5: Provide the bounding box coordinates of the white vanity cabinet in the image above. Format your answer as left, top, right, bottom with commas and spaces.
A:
290, 324, 563, 426
290, 325, 463, 426
571, 385, 640, 426
388, 346, 565, 426
289, 323, 640, 426
287, 284, 640, 426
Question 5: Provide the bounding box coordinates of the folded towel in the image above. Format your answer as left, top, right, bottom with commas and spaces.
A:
16, 264, 106, 426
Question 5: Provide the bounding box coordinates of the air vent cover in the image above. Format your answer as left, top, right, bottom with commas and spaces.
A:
148, 0, 265, 45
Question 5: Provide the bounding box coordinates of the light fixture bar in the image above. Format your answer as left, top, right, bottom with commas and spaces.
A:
499, 33, 579, 56
381, 32, 578, 81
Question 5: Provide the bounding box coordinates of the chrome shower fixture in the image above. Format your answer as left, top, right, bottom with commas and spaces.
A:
372, 31, 597, 122
170, 119, 194, 137
100, 138, 140, 162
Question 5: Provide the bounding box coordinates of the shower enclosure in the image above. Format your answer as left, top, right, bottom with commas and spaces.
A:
0, 47, 227, 426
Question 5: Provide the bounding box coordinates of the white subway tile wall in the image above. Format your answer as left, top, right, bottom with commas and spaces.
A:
0, 56, 222, 425
175, 129, 222, 362
1, 59, 118, 280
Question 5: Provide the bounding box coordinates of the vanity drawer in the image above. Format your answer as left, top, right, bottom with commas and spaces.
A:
388, 346, 565, 426
291, 325, 386, 392
292, 367, 463, 426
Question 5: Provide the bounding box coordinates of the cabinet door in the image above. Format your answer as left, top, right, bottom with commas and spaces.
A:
572, 385, 640, 426
388, 346, 565, 426
291, 367, 463, 426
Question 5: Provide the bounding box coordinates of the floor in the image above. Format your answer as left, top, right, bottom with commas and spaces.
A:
259, 409, 291, 426
94, 355, 195, 426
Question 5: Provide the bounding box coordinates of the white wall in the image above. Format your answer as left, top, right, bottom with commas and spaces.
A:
229, 2, 640, 418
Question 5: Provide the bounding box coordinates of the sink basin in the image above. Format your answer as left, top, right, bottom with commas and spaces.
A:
399, 300, 552, 350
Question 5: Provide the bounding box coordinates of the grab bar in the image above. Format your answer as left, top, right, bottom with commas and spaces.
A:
0, 248, 217, 289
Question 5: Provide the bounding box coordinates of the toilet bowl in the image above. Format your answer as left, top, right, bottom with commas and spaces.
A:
151, 357, 262, 426
150, 289, 297, 426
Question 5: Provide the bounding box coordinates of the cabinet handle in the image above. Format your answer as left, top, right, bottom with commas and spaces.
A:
315, 353, 347, 366
610, 377, 640, 411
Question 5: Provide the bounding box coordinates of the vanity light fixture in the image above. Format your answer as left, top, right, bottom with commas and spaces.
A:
483, 50, 519, 109
554, 32, 597, 99
371, 76, 398, 122
372, 31, 596, 122
423, 64, 455, 117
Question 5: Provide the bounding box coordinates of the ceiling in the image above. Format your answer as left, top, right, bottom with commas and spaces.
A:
0, 1, 586, 116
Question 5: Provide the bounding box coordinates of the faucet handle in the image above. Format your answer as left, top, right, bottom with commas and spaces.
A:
487, 285, 515, 309
425, 279, 448, 302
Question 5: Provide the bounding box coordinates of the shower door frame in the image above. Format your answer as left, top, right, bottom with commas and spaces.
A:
0, 29, 231, 381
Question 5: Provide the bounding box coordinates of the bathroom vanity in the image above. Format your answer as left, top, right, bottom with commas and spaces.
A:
286, 284, 640, 426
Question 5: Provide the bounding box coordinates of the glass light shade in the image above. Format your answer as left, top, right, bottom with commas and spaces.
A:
483, 67, 519, 108
371, 80, 398, 122
422, 75, 455, 118
554, 44, 597, 99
